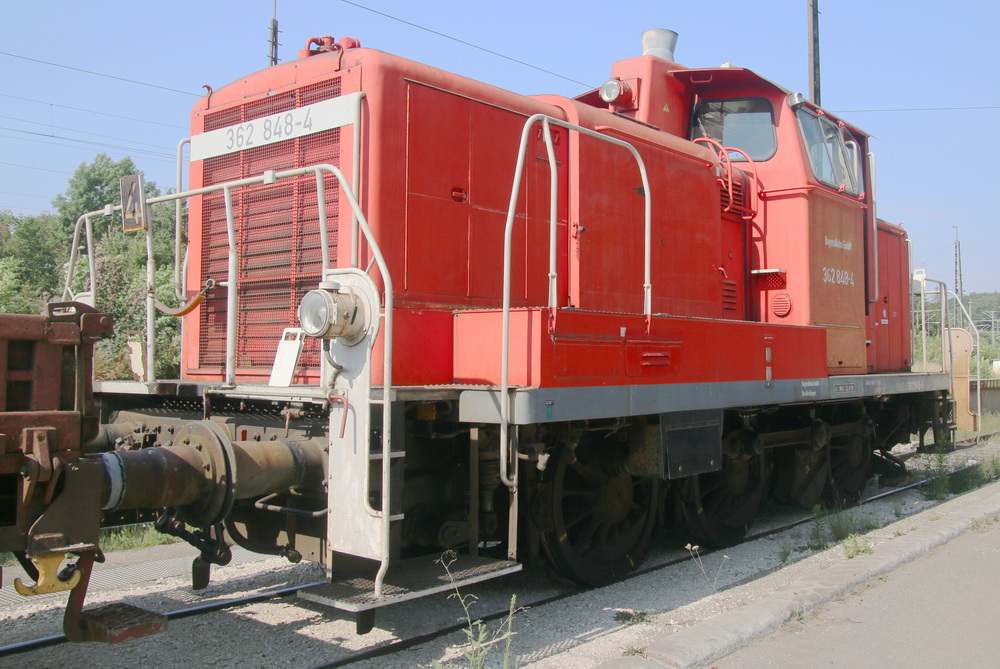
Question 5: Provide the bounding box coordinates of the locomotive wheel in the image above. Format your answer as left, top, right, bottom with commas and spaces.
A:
678, 447, 767, 548
542, 444, 658, 586
826, 433, 872, 506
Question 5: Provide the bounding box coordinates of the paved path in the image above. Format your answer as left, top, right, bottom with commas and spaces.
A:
590, 479, 1000, 669
716, 518, 1000, 668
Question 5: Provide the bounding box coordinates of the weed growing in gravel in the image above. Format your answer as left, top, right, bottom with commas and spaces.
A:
950, 455, 1000, 495
971, 512, 1000, 531
777, 538, 795, 563
892, 499, 905, 519
614, 610, 650, 626
949, 465, 985, 495
857, 516, 880, 533
921, 449, 951, 500
981, 455, 1000, 481
685, 543, 729, 593
826, 509, 856, 541
622, 646, 648, 658
808, 505, 829, 550
843, 534, 873, 559
434, 551, 519, 669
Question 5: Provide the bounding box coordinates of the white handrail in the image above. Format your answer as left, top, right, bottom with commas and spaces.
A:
175, 138, 191, 301
222, 185, 238, 386
62, 213, 98, 306
867, 151, 879, 305
61, 164, 387, 391
499, 114, 653, 488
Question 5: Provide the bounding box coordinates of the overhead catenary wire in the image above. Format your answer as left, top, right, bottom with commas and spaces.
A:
338, 0, 595, 89
0, 136, 178, 168
0, 51, 201, 97
0, 115, 180, 152
0, 93, 188, 130
0, 205, 51, 214
833, 105, 1000, 113
0, 191, 51, 200
0, 128, 180, 162
0, 161, 73, 175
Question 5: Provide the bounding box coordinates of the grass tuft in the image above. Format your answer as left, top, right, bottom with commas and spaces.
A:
614, 610, 650, 626
843, 534, 873, 559
826, 509, 856, 541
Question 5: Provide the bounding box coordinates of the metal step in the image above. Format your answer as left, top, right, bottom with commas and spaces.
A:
76, 602, 167, 643
298, 554, 520, 631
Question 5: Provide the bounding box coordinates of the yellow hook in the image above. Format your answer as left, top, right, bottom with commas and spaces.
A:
13, 553, 81, 596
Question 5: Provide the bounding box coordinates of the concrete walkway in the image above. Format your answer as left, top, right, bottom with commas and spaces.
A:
716, 522, 1000, 667
592, 479, 1000, 669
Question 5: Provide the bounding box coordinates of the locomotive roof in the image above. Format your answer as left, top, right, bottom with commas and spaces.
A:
672, 66, 870, 139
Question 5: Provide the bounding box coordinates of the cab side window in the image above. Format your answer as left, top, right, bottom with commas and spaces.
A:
795, 108, 862, 194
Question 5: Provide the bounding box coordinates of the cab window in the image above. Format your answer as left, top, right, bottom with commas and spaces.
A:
691, 98, 777, 161
795, 108, 862, 194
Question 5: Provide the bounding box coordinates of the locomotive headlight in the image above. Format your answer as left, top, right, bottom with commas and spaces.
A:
298, 284, 366, 343
599, 78, 634, 107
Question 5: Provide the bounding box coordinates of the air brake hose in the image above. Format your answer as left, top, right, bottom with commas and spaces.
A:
154, 279, 216, 317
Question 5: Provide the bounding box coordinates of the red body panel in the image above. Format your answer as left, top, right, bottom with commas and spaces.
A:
180, 42, 911, 392
454, 308, 827, 388
182, 49, 563, 384
872, 221, 912, 372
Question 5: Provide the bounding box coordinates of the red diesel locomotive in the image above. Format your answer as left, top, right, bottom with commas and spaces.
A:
1, 29, 952, 639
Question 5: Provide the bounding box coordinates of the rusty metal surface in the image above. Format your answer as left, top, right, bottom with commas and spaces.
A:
75, 602, 168, 643
0, 303, 109, 557
24, 459, 103, 556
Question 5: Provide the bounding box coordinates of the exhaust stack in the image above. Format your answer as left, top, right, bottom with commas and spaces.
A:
642, 29, 678, 61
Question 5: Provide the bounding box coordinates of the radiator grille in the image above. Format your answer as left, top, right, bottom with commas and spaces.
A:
198, 79, 342, 374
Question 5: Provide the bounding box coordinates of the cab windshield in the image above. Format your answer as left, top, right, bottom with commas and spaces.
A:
691, 98, 777, 161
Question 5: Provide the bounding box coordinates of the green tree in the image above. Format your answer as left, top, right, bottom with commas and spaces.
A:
0, 211, 64, 313
0, 209, 12, 256
6, 213, 64, 295
0, 258, 45, 314
90, 227, 181, 380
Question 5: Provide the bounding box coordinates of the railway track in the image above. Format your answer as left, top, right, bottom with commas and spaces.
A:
3, 432, 997, 665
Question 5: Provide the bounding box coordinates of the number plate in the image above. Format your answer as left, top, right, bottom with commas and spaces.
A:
190, 92, 362, 161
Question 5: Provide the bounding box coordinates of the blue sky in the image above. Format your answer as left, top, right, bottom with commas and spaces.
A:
2, 1, 997, 295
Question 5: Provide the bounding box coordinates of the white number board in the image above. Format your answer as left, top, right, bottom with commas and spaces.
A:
190, 92, 362, 161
